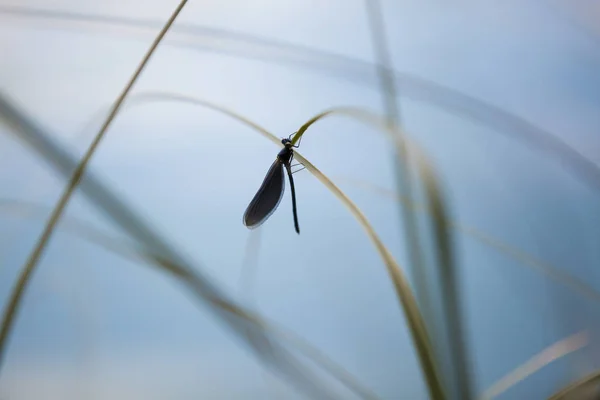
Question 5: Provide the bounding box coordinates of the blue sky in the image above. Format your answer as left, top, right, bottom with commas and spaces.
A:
1, 0, 599, 399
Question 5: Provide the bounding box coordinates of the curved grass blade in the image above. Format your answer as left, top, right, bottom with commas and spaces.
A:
363, 0, 447, 398
243, 158, 285, 230
0, 0, 190, 371
548, 369, 600, 400
292, 107, 464, 399
481, 331, 589, 400
292, 149, 445, 400
0, 94, 350, 400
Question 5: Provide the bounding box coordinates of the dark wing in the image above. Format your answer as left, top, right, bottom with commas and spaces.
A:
243, 158, 285, 229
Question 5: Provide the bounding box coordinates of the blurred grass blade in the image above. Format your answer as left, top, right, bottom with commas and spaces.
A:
0, 93, 363, 400
421, 160, 474, 400
365, 0, 473, 398
291, 151, 445, 399
481, 331, 589, 400
0, 0, 189, 371
293, 106, 481, 400
363, 4, 437, 396
3, 6, 599, 191
331, 175, 600, 304
293, 110, 449, 400
548, 369, 600, 400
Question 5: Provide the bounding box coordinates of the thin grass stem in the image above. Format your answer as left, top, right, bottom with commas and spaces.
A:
0, 0, 189, 370
480, 331, 589, 399
547, 368, 600, 400
364, 1, 472, 398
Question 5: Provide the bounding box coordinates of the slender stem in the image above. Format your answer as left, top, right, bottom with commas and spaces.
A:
0, 0, 189, 369
482, 331, 589, 399
364, 1, 444, 399
364, 0, 401, 121
547, 368, 600, 400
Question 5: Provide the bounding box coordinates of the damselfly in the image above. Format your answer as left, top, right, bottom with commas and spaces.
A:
243, 133, 304, 233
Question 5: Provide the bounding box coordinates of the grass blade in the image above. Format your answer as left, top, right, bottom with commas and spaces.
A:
0, 94, 358, 400
481, 331, 589, 400
293, 108, 452, 400
363, 4, 438, 396
365, 0, 473, 398
422, 160, 474, 400
548, 369, 600, 400
0, 0, 189, 370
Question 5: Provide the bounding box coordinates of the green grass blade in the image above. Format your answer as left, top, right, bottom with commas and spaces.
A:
0, 0, 189, 370
293, 108, 451, 400
548, 368, 600, 400
481, 331, 588, 400
363, 4, 437, 396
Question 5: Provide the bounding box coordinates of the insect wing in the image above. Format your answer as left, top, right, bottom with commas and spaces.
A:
243, 158, 285, 229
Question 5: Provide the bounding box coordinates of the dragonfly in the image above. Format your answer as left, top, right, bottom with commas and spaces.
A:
243, 133, 305, 234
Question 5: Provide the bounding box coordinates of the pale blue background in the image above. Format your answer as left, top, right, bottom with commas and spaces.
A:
0, 0, 599, 399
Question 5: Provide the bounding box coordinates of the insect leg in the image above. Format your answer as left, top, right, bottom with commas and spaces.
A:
292, 134, 303, 148
291, 164, 306, 174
